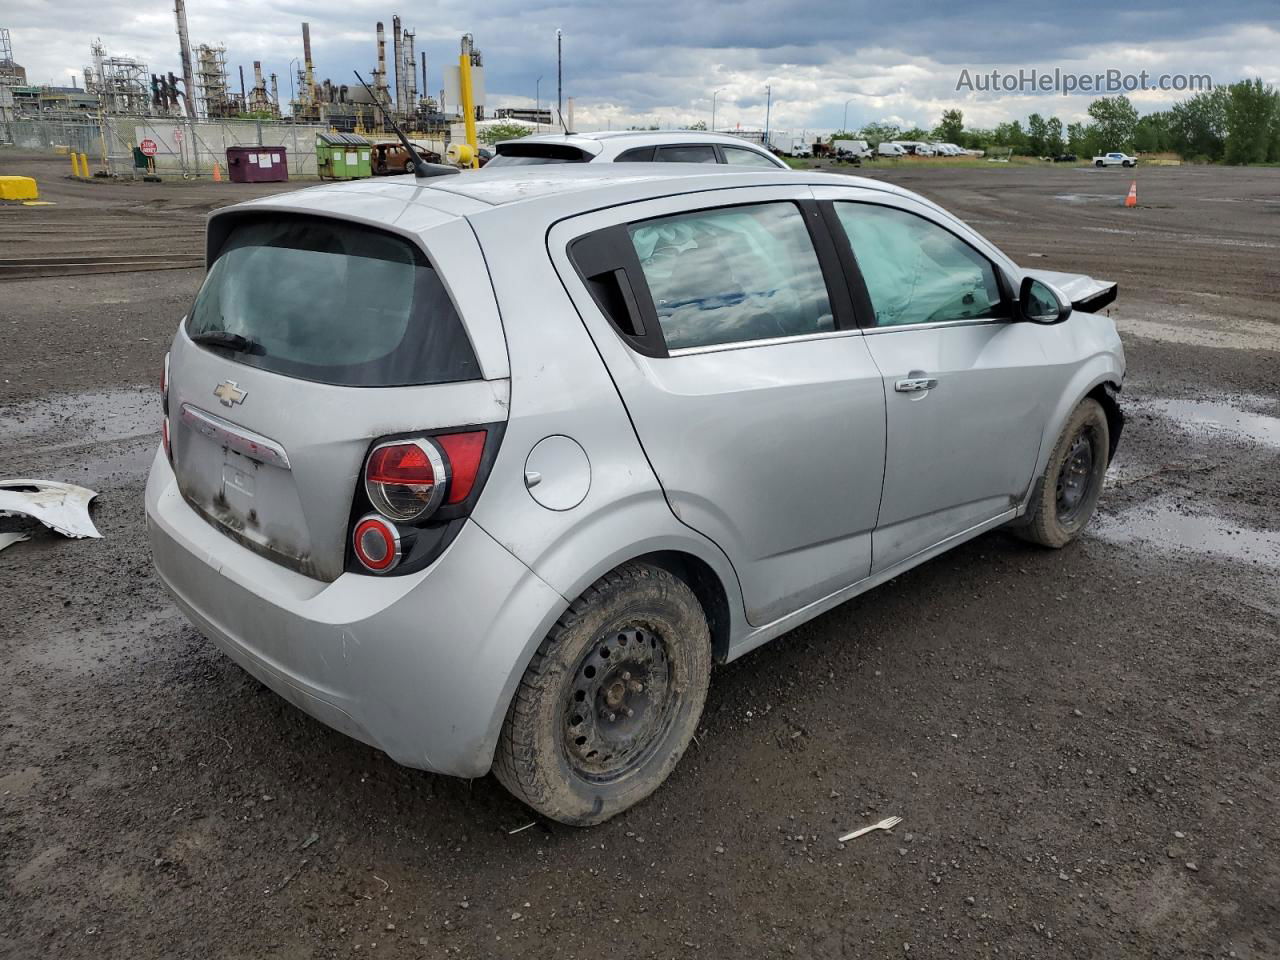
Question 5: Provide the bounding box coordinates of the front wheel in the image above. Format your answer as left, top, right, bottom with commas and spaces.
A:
1017, 398, 1110, 548
403, 159, 416, 174
493, 562, 711, 825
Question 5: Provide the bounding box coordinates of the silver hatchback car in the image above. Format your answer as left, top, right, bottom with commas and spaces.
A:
146, 166, 1125, 825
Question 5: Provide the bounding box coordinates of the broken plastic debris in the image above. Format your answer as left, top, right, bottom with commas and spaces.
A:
0, 531, 31, 553
0, 479, 102, 539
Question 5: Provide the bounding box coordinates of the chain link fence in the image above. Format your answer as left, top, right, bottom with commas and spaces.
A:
4, 115, 330, 180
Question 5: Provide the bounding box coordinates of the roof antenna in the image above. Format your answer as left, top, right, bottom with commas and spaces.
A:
557, 107, 572, 136
353, 70, 457, 178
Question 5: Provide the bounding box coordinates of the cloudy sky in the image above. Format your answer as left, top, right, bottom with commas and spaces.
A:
9, 0, 1279, 134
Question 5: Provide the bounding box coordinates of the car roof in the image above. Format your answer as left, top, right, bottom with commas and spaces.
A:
221, 165, 917, 233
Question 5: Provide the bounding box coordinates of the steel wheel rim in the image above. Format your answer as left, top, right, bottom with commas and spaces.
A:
562, 625, 677, 783
1056, 426, 1096, 523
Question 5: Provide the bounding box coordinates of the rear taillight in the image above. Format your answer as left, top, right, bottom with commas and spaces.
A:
353, 428, 493, 575
364, 438, 449, 522
160, 352, 172, 462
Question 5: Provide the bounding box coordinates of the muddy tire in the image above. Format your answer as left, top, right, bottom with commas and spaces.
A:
1018, 398, 1110, 548
493, 562, 711, 826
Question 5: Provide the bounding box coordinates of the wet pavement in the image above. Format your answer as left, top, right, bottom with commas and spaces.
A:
2, 156, 1278, 960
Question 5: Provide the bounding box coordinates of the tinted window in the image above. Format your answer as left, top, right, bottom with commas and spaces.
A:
722, 146, 780, 168
629, 203, 834, 350
834, 203, 1003, 327
486, 142, 591, 166
655, 144, 718, 164
615, 146, 656, 162
187, 216, 480, 386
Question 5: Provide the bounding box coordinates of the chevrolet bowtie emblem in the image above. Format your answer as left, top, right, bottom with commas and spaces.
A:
213, 380, 247, 407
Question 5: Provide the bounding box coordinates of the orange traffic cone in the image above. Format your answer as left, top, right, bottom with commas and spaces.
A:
212, 162, 222, 183
1124, 180, 1137, 208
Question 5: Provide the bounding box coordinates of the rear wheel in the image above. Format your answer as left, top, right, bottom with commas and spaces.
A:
493, 562, 711, 825
1095, 159, 1104, 167
1018, 398, 1110, 547
403, 159, 416, 174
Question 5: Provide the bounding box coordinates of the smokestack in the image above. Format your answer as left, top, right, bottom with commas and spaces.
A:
404, 30, 416, 111
301, 22, 314, 105
376, 21, 387, 105
391, 16, 403, 111
239, 64, 246, 108
270, 73, 279, 107
421, 51, 426, 105
173, 0, 196, 118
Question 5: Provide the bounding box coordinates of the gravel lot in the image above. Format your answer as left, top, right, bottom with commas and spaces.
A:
2, 154, 1278, 959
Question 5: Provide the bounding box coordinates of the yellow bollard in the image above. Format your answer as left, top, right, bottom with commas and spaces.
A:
76, 153, 87, 178
70, 153, 79, 177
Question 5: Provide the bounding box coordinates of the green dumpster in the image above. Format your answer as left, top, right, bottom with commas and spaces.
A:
316, 132, 372, 180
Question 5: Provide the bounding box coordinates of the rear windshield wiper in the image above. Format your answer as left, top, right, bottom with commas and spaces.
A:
190, 330, 263, 354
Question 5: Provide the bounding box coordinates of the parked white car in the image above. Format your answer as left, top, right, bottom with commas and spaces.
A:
1093, 152, 1138, 168
487, 130, 789, 169
877, 142, 908, 157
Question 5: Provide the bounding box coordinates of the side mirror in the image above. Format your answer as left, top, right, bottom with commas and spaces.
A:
1019, 276, 1071, 324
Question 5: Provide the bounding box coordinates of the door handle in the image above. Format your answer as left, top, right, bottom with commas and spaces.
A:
894, 376, 939, 393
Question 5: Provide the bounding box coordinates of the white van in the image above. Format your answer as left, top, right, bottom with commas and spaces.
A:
832, 139, 871, 160
877, 142, 907, 157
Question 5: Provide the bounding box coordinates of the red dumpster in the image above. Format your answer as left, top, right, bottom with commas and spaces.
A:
225, 146, 289, 183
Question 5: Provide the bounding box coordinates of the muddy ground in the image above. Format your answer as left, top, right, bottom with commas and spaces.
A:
1, 153, 1278, 959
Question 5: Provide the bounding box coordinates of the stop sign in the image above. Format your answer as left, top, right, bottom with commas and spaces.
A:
140, 138, 158, 157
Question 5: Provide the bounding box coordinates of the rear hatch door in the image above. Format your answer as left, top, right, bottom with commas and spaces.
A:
169, 197, 508, 582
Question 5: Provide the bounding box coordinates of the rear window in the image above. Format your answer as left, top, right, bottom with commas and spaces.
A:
487, 142, 592, 166
187, 216, 480, 387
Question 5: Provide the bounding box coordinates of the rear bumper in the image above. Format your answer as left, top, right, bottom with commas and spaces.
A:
145, 448, 566, 777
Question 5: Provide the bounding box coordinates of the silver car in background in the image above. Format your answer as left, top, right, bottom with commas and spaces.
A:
146, 166, 1124, 825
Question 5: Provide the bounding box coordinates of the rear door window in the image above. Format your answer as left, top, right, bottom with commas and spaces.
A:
655, 144, 718, 164
722, 146, 780, 168
615, 146, 656, 162
187, 215, 480, 386
628, 202, 834, 349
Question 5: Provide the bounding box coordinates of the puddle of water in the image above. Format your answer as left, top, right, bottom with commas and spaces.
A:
1054, 194, 1125, 204
0, 389, 158, 450
1136, 396, 1280, 448
1092, 499, 1280, 567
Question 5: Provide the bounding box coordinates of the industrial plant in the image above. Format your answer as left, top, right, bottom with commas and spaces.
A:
0, 5, 488, 135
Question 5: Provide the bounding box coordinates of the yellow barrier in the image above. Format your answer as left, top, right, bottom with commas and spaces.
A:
0, 176, 40, 201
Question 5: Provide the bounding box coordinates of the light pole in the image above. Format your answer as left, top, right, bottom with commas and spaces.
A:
842, 98, 852, 134
711, 87, 723, 132
764, 84, 772, 146
288, 57, 299, 105
556, 29, 562, 125
536, 75, 543, 130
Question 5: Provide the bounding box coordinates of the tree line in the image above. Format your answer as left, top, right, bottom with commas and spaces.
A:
831, 79, 1280, 163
